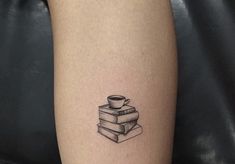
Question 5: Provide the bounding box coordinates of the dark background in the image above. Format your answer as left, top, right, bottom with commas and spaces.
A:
0, 0, 235, 163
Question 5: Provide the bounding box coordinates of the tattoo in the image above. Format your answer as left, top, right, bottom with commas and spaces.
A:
97, 95, 143, 143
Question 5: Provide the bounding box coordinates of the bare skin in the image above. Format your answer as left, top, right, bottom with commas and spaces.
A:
48, 0, 177, 164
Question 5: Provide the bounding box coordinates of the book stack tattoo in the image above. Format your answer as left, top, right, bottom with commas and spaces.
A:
97, 95, 143, 143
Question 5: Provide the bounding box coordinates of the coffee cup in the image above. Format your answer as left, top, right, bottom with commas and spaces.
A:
107, 95, 130, 109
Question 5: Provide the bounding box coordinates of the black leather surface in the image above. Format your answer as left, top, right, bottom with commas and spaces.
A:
0, 0, 235, 164
171, 0, 235, 164
0, 0, 61, 164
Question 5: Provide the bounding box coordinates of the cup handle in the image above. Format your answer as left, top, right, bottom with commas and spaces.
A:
124, 99, 130, 105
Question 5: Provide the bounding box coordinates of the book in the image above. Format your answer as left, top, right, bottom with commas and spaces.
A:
99, 119, 137, 134
98, 124, 143, 143
99, 111, 139, 124
99, 104, 136, 115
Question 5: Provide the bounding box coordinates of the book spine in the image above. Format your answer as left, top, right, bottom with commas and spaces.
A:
99, 111, 117, 123
99, 106, 136, 115
97, 125, 118, 142
99, 111, 139, 123
99, 120, 137, 134
117, 111, 139, 123
99, 120, 124, 132
123, 121, 137, 133
118, 108, 136, 115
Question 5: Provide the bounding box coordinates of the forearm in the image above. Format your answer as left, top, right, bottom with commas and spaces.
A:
48, 0, 177, 164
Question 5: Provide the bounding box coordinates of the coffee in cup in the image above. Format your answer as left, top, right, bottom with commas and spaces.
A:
107, 95, 130, 109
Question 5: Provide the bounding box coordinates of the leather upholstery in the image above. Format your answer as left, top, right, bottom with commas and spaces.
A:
0, 0, 234, 163
171, 0, 235, 163
0, 0, 60, 164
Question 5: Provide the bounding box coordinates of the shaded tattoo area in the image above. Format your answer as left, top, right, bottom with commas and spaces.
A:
97, 95, 143, 143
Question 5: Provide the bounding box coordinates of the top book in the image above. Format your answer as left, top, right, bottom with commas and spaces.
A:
99, 104, 136, 115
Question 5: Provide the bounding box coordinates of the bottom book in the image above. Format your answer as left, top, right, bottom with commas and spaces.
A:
97, 124, 143, 143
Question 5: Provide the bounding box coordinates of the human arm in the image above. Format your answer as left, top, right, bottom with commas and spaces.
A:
48, 0, 177, 163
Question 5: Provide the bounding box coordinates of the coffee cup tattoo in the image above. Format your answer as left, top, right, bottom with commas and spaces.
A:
107, 95, 130, 109
97, 95, 143, 143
